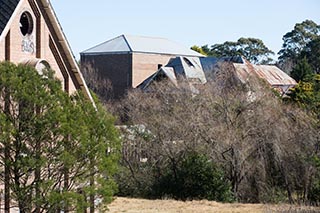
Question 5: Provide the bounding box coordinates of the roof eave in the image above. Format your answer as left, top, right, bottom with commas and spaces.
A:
0, 0, 24, 43
40, 0, 95, 107
80, 51, 132, 56
81, 50, 204, 57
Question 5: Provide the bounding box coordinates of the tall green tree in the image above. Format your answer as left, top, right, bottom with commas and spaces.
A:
191, 45, 208, 56
192, 38, 274, 64
301, 37, 320, 73
278, 20, 320, 72
291, 57, 313, 82
0, 62, 120, 212
287, 73, 320, 120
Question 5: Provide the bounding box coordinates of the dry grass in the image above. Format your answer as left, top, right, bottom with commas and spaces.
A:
107, 197, 320, 213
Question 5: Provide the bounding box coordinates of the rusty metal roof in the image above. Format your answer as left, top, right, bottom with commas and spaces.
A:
233, 63, 297, 86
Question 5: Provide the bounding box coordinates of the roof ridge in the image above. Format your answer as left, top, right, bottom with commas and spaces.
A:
82, 34, 204, 57
81, 34, 130, 53
122, 34, 133, 52
123, 34, 170, 40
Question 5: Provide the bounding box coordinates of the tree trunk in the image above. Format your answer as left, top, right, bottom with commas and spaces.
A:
35, 144, 41, 213
64, 168, 69, 213
89, 166, 94, 213
35, 107, 41, 213
4, 144, 10, 213
281, 164, 294, 204
4, 89, 10, 213
64, 135, 71, 212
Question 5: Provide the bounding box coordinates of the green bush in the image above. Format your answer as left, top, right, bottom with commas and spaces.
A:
308, 157, 320, 205
153, 153, 234, 202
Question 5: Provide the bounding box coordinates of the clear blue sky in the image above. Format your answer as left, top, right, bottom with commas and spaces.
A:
50, 0, 320, 60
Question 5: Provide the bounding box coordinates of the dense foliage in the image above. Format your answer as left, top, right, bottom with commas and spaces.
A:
192, 37, 274, 64
278, 20, 320, 74
0, 62, 120, 212
154, 153, 233, 202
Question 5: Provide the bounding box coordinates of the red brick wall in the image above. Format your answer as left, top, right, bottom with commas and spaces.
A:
81, 53, 132, 100
132, 53, 175, 87
0, 0, 77, 94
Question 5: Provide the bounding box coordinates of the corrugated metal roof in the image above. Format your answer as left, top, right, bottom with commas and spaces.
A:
81, 34, 204, 57
253, 65, 297, 85
0, 0, 20, 36
233, 63, 297, 86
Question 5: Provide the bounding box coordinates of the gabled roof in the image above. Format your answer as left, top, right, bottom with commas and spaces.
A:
0, 0, 94, 105
81, 34, 204, 57
138, 56, 207, 90
139, 67, 177, 90
0, 0, 20, 36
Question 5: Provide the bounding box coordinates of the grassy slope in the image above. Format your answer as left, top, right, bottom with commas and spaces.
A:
107, 197, 320, 213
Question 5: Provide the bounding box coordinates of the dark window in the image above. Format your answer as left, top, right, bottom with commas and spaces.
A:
154, 71, 167, 82
158, 64, 163, 70
183, 57, 194, 67
20, 12, 34, 36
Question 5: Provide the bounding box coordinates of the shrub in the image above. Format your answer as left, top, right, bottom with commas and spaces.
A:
153, 153, 234, 202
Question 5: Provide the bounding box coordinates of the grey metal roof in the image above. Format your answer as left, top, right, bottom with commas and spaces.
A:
81, 35, 131, 54
0, 0, 20, 36
167, 56, 207, 84
81, 34, 204, 57
138, 67, 177, 90
138, 56, 207, 90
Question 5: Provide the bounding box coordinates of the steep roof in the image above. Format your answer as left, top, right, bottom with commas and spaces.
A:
0, 0, 20, 36
81, 34, 204, 57
0, 0, 94, 105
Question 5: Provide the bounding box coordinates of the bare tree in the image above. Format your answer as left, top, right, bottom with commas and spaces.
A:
112, 62, 319, 203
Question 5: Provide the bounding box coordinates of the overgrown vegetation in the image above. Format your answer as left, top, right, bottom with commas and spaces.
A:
110, 63, 319, 203
107, 19, 320, 206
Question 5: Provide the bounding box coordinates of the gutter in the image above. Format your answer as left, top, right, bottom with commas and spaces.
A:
41, 0, 96, 108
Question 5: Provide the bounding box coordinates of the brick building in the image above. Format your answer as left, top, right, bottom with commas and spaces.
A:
80, 34, 203, 100
0, 0, 92, 101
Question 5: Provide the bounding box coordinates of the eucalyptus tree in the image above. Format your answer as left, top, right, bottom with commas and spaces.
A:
278, 19, 320, 73
192, 37, 274, 64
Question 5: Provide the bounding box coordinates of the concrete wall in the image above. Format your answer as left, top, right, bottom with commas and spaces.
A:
81, 53, 132, 100
132, 53, 175, 87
